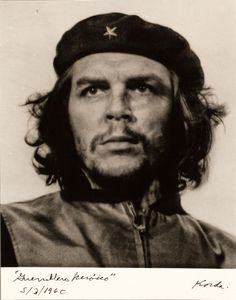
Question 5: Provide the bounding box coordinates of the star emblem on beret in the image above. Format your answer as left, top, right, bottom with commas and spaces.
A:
103, 26, 118, 39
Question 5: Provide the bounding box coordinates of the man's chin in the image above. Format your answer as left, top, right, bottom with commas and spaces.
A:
86, 159, 149, 188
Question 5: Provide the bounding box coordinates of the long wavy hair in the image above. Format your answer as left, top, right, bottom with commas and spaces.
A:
25, 68, 226, 194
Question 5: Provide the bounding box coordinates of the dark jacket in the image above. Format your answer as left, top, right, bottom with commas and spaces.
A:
1, 191, 236, 267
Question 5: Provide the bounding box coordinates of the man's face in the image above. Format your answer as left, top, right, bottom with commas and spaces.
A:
68, 53, 174, 183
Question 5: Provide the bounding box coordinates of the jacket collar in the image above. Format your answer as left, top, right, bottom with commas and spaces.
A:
62, 175, 185, 215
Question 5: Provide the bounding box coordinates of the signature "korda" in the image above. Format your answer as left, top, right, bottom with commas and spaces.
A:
192, 279, 229, 290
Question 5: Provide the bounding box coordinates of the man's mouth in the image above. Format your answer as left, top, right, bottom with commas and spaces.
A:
101, 136, 139, 145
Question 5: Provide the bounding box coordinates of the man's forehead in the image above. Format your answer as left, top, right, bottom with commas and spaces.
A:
71, 52, 173, 84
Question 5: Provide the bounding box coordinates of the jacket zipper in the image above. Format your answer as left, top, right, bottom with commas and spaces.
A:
127, 201, 151, 267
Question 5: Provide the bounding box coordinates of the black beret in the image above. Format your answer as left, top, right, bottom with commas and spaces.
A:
54, 13, 204, 90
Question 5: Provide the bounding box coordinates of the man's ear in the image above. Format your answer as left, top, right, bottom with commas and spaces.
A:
170, 71, 179, 99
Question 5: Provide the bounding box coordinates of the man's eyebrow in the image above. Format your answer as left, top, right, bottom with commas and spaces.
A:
75, 74, 172, 96
126, 74, 172, 96
76, 77, 108, 87
126, 74, 168, 83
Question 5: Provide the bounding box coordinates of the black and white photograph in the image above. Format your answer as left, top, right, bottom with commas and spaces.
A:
1, 0, 236, 298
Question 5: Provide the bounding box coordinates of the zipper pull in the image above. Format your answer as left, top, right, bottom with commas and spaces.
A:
134, 207, 149, 233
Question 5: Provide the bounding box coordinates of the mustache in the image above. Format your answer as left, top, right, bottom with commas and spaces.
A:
90, 127, 149, 152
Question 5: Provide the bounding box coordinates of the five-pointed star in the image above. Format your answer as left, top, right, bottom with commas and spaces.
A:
103, 26, 118, 39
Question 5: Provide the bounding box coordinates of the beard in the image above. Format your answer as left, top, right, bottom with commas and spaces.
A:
74, 126, 171, 192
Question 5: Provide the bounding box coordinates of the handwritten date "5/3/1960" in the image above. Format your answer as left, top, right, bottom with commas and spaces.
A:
20, 286, 66, 296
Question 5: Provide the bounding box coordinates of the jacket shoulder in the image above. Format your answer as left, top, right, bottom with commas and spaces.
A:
196, 219, 236, 268
1, 192, 62, 217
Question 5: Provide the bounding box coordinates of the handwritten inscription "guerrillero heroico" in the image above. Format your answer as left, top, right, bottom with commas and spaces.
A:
13, 270, 117, 296
13, 270, 116, 283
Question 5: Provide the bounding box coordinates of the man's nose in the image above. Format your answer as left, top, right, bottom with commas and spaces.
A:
105, 90, 135, 123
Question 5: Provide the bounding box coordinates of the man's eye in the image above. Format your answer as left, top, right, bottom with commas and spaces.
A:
82, 86, 99, 96
137, 85, 149, 92
130, 84, 153, 94
80, 84, 109, 98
